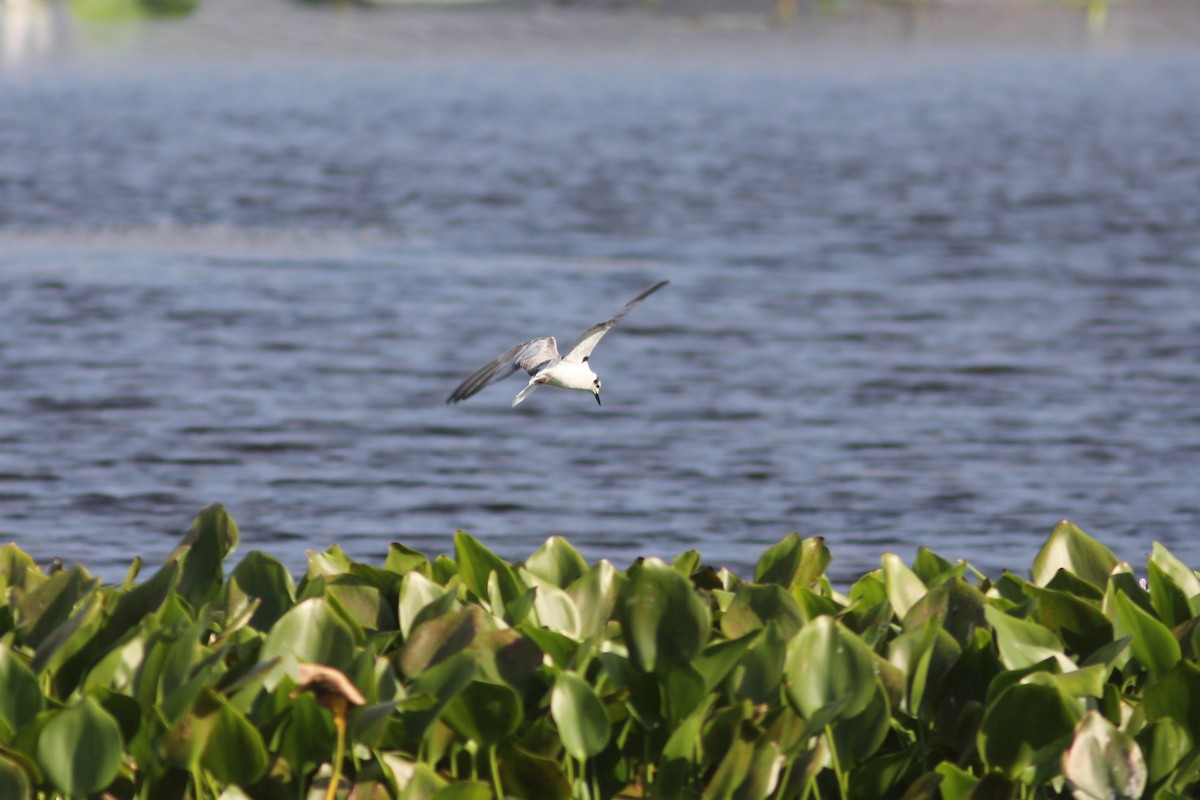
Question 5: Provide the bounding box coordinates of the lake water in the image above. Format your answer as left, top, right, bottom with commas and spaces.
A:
2, 4, 1199, 584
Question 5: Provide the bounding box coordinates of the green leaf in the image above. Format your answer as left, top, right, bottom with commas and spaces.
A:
326, 574, 398, 631
882, 553, 927, 621
912, 547, 957, 584
35, 697, 124, 796
1113, 589, 1180, 684
1135, 718, 1191, 788
399, 571, 452, 639
0, 648, 44, 734
1023, 582, 1113, 659
398, 651, 477, 742
385, 542, 431, 577
754, 535, 828, 588
832, 681, 891, 764
170, 503, 240, 608
271, 691, 334, 775
550, 671, 611, 760
0, 543, 40, 594
978, 683, 1079, 779
1032, 520, 1117, 589
400, 607, 484, 677
983, 605, 1071, 671
720, 582, 805, 640
1148, 542, 1200, 627
260, 597, 359, 685
903, 578, 987, 648
664, 665, 706, 728
784, 615, 877, 722
525, 536, 589, 589
692, 633, 757, 694
31, 592, 106, 696
442, 680, 523, 747
454, 530, 524, 609
728, 623, 788, 705
1143, 661, 1200, 734
887, 618, 960, 718
12, 565, 98, 649
617, 558, 711, 674
495, 744, 571, 800
226, 550, 295, 632
659, 695, 719, 797
0, 753, 30, 800
1022, 664, 1108, 701
527, 577, 582, 639
736, 741, 786, 800
166, 689, 268, 786
430, 781, 493, 800
933, 761, 979, 798
702, 735, 754, 800
755, 535, 804, 587
566, 560, 622, 641
1062, 711, 1146, 800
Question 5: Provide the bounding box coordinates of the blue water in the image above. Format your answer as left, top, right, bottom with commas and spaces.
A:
2, 27, 1199, 584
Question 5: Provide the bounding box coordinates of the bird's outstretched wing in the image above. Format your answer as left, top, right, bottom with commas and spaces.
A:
561, 280, 669, 364
446, 337, 559, 404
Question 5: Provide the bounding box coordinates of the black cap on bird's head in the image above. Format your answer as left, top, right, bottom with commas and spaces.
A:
593, 377, 602, 406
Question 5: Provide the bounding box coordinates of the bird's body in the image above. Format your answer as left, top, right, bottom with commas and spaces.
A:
447, 280, 669, 407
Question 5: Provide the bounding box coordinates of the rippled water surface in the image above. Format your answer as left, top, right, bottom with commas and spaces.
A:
2, 23, 1199, 583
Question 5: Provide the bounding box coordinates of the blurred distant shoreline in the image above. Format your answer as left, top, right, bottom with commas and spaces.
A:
2, 0, 1198, 68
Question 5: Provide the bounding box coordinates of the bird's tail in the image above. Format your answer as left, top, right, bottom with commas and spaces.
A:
512, 382, 541, 407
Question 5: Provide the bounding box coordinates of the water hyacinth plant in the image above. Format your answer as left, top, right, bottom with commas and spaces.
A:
1, 504, 1199, 799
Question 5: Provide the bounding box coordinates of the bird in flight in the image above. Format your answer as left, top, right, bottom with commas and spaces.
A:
447, 280, 670, 408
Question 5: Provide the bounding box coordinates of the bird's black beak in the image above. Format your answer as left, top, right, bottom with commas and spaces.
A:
594, 392, 602, 407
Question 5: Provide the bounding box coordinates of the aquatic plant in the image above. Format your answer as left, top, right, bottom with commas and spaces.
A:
1, 505, 1198, 799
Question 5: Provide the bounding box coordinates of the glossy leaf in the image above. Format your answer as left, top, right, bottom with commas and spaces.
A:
1032, 520, 1117, 589
882, 553, 928, 620
720, 582, 805, 640
398, 570, 452, 639
226, 550, 295, 631
525, 536, 589, 589
442, 680, 523, 747
167, 689, 268, 786
1113, 589, 1180, 683
550, 671, 611, 760
0, 754, 31, 800
1136, 717, 1191, 787
400, 607, 484, 677
978, 683, 1079, 779
385, 542, 431, 577
617, 558, 711, 674
754, 535, 829, 589
888, 618, 960, 718
784, 615, 876, 722
171, 503, 240, 608
1148, 542, 1200, 627
565, 559, 621, 640
528, 577, 582, 639
0, 648, 44, 733
260, 596, 359, 683
903, 578, 987, 648
984, 605, 1071, 671
1143, 661, 1200, 734
35, 697, 123, 796
12, 566, 98, 649
1062, 711, 1146, 800
454, 530, 523, 608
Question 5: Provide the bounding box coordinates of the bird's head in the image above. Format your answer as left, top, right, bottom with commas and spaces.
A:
593, 376, 602, 406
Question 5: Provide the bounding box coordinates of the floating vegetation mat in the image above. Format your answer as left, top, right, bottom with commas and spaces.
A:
1, 504, 1197, 799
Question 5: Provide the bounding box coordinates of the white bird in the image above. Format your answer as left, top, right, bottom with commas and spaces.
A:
447, 280, 670, 408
